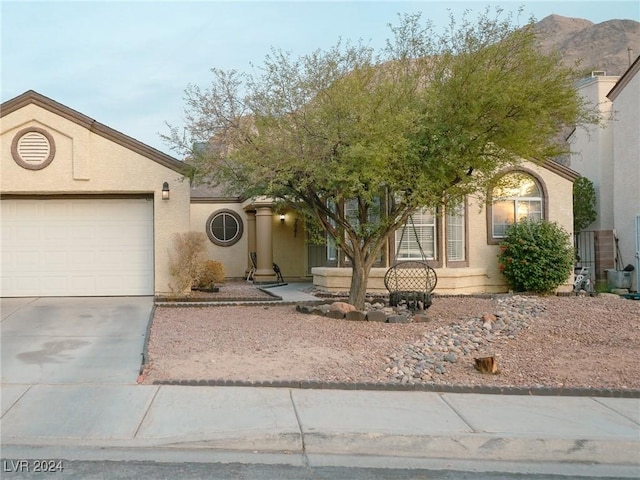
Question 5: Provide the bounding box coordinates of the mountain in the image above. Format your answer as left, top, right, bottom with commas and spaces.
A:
534, 14, 640, 76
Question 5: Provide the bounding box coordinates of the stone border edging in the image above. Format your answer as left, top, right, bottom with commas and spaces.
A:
153, 286, 284, 305
151, 378, 640, 398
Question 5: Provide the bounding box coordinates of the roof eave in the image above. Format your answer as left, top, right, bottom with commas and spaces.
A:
539, 158, 581, 182
607, 55, 640, 101
1, 90, 191, 177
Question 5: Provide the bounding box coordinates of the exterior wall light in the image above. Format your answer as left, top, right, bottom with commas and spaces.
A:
280, 213, 285, 223
162, 182, 170, 200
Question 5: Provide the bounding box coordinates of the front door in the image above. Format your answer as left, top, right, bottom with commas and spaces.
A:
307, 244, 325, 275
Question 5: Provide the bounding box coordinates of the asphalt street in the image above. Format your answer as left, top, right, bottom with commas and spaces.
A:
0, 458, 635, 480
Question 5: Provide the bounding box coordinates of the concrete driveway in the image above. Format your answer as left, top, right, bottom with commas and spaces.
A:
1, 297, 153, 384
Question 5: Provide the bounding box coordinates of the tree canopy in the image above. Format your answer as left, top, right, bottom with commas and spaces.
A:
573, 176, 597, 232
165, 8, 598, 308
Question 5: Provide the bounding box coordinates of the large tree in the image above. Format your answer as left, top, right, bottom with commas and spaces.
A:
165, 9, 597, 309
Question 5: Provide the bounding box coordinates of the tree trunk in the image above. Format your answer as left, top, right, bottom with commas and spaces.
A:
348, 261, 370, 310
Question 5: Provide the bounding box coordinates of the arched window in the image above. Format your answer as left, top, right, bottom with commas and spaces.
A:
206, 210, 243, 246
491, 172, 543, 238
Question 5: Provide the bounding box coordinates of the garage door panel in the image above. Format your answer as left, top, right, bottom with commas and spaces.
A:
43, 201, 72, 219
13, 201, 38, 217
69, 225, 95, 242
15, 252, 41, 270
45, 251, 69, 268
44, 225, 70, 244
15, 225, 41, 246
41, 275, 72, 294
68, 250, 97, 268
1, 198, 154, 297
96, 274, 152, 293
68, 276, 99, 294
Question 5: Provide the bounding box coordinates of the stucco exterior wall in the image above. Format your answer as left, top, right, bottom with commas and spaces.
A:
611, 69, 640, 291
569, 75, 619, 231
446, 162, 574, 293
1, 103, 191, 295
190, 203, 309, 281
272, 208, 308, 279
190, 202, 249, 279
312, 160, 576, 295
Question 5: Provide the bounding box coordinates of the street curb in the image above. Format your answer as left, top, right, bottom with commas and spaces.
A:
2, 434, 637, 468
139, 304, 155, 377
152, 379, 640, 398
300, 433, 639, 466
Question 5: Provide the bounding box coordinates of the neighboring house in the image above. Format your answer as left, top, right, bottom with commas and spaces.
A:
568, 58, 640, 292
1, 90, 580, 297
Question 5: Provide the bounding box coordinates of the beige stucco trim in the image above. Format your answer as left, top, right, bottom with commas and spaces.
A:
1, 91, 191, 176
10, 126, 56, 170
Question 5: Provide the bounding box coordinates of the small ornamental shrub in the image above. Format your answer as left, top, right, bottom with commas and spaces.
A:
195, 260, 226, 289
168, 232, 208, 294
573, 176, 597, 232
498, 219, 574, 294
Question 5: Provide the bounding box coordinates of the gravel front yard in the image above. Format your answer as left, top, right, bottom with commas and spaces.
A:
145, 284, 640, 391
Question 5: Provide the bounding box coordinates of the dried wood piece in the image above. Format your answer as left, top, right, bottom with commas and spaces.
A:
474, 356, 499, 374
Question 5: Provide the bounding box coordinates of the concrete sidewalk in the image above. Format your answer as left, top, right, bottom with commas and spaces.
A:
1, 384, 638, 475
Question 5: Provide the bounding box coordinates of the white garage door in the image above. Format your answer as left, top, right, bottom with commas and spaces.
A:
1, 198, 154, 297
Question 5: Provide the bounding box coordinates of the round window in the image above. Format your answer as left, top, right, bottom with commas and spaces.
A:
206, 210, 243, 246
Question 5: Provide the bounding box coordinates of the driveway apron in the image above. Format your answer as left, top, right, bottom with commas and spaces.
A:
1, 297, 153, 384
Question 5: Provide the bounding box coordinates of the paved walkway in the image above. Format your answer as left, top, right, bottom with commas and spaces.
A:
260, 281, 323, 302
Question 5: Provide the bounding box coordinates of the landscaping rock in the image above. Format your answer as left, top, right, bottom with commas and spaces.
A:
326, 310, 345, 319
384, 295, 540, 383
444, 353, 457, 363
296, 304, 316, 314
311, 305, 330, 316
413, 313, 430, 323
345, 310, 367, 321
366, 310, 388, 322
388, 314, 411, 323
329, 301, 356, 313
482, 313, 497, 323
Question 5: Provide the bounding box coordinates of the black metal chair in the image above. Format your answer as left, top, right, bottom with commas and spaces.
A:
246, 252, 284, 284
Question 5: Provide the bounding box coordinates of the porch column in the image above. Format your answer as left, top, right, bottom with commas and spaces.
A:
246, 210, 256, 276
254, 206, 277, 283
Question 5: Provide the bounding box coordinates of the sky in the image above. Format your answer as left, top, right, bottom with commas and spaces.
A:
2, 1, 639, 157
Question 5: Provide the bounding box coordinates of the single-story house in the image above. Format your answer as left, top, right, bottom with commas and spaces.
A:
1, 90, 579, 297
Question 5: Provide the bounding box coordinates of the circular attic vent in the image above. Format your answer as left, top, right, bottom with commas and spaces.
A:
11, 127, 56, 170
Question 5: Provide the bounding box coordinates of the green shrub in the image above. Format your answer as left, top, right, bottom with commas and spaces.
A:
195, 260, 226, 289
168, 232, 208, 294
498, 219, 574, 294
573, 176, 597, 232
